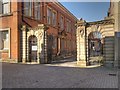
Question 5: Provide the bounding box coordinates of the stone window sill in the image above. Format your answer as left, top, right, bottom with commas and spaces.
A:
0, 49, 9, 53
0, 13, 13, 17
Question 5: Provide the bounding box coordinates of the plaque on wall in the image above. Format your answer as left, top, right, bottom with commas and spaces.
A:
32, 46, 37, 51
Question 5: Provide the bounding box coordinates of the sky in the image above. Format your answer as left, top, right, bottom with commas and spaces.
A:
59, 2, 110, 22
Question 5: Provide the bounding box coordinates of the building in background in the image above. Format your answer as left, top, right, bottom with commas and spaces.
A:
0, 1, 77, 64
109, 1, 120, 67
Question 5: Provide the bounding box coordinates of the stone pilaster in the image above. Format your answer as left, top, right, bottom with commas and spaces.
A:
76, 19, 87, 67
44, 29, 48, 63
37, 39, 40, 64
21, 25, 27, 63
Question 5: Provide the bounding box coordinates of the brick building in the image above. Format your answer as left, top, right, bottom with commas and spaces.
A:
0, 1, 77, 64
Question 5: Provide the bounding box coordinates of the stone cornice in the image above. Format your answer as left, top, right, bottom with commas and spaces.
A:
28, 24, 49, 31
76, 19, 114, 27
56, 2, 78, 21
87, 19, 114, 26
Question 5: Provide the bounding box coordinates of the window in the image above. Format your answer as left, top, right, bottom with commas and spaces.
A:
66, 20, 69, 32
1, 0, 10, 14
0, 2, 2, 14
52, 11, 57, 26
72, 23, 76, 35
47, 7, 52, 24
69, 21, 71, 32
34, 2, 41, 20
61, 39, 64, 51
52, 37, 57, 49
66, 20, 71, 32
0, 30, 9, 50
24, 0, 32, 17
71, 23, 74, 34
66, 40, 69, 52
60, 15, 64, 30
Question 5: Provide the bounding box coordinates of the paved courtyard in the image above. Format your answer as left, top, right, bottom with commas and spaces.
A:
2, 59, 118, 88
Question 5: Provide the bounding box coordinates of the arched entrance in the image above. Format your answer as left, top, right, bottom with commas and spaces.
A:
28, 35, 37, 62
88, 31, 103, 64
76, 19, 115, 67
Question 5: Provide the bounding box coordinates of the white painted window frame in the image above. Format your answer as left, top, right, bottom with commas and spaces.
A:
0, 28, 11, 58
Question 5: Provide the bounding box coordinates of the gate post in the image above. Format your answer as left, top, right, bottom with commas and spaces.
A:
76, 19, 88, 67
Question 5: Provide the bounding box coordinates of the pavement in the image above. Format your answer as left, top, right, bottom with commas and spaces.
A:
48, 57, 102, 68
2, 58, 119, 88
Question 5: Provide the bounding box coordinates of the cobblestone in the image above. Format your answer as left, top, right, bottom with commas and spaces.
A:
2, 60, 118, 88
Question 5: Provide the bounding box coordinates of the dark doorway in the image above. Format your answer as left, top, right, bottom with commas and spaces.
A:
29, 35, 37, 62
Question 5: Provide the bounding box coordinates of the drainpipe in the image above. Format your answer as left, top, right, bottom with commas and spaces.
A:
57, 37, 61, 56
85, 23, 89, 65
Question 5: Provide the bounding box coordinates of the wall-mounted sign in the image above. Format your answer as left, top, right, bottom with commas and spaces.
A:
32, 46, 37, 51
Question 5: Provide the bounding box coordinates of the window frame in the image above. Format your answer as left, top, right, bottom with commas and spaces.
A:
0, 28, 11, 58
34, 2, 41, 20
23, 0, 33, 17
52, 36, 57, 49
60, 15, 64, 30
52, 10, 57, 27
69, 20, 71, 33
47, 6, 52, 25
1, 0, 11, 15
66, 19, 69, 32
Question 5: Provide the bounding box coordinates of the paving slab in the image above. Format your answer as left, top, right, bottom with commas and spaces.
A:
2, 61, 118, 88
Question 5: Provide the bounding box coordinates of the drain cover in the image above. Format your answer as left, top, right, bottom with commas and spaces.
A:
108, 73, 117, 76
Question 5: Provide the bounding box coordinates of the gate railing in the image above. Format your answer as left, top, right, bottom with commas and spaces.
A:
88, 56, 104, 65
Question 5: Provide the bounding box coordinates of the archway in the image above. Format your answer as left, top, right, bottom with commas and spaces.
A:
76, 19, 115, 67
88, 31, 103, 64
28, 35, 37, 62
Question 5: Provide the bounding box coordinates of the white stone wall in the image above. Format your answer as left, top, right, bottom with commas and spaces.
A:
21, 24, 48, 64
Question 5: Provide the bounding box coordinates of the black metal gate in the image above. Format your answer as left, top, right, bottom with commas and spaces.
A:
88, 31, 103, 65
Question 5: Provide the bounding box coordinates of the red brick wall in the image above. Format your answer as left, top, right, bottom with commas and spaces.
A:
18, 2, 77, 56
1, 52, 9, 59
1, 2, 19, 60
1, 2, 77, 62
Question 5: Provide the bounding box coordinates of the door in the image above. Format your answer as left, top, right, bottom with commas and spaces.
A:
29, 35, 37, 62
47, 35, 53, 63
